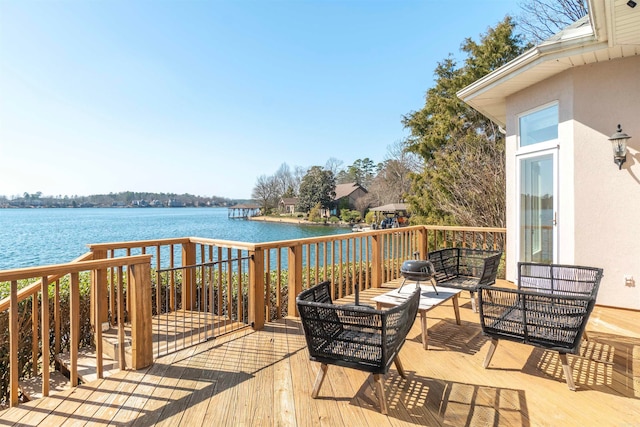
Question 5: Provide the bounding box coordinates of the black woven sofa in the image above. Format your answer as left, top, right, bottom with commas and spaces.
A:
428, 248, 503, 311
296, 281, 420, 414
478, 262, 603, 390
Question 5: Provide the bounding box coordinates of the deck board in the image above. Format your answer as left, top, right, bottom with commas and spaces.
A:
2, 280, 640, 426
272, 319, 299, 427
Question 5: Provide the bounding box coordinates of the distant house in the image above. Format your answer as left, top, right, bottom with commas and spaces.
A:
457, 0, 640, 310
131, 199, 149, 207
326, 183, 368, 217
167, 199, 185, 207
279, 197, 298, 214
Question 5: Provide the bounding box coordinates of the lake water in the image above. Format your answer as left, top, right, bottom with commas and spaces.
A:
0, 208, 351, 270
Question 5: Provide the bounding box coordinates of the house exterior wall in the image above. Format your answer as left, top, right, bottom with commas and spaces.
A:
348, 187, 368, 208
572, 56, 640, 309
504, 56, 640, 309
331, 186, 368, 216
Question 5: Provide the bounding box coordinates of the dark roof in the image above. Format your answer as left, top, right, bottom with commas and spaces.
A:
334, 183, 367, 200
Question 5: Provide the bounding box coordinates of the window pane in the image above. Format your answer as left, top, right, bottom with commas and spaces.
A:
519, 105, 558, 147
520, 154, 554, 264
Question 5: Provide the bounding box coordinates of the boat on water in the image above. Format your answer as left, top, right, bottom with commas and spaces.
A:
352, 224, 373, 232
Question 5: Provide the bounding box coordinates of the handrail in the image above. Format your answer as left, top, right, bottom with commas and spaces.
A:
422, 225, 506, 233
188, 237, 256, 251
250, 225, 424, 249
87, 237, 192, 251
0, 254, 152, 282
84, 225, 507, 253
0, 251, 94, 312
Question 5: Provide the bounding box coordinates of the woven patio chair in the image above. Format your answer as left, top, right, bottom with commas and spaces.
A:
428, 248, 503, 312
478, 262, 603, 390
296, 281, 420, 414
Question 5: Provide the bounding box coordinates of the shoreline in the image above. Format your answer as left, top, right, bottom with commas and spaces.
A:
249, 215, 352, 228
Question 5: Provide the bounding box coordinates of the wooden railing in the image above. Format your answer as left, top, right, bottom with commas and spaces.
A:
85, 225, 505, 330
250, 225, 505, 325
0, 254, 152, 408
0, 224, 505, 408
87, 238, 257, 357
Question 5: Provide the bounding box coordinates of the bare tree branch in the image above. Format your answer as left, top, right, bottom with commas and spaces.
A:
517, 0, 588, 43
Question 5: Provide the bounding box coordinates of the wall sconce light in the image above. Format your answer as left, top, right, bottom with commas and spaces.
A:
608, 124, 631, 170
628, 0, 637, 8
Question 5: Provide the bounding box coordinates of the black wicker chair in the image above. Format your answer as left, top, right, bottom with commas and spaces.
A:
296, 281, 420, 414
428, 248, 503, 311
478, 262, 603, 390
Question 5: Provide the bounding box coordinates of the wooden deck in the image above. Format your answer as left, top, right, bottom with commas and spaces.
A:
1, 280, 639, 426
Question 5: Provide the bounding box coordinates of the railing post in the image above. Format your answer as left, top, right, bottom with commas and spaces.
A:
90, 249, 109, 328
287, 244, 303, 317
41, 276, 50, 397
129, 260, 153, 369
418, 226, 428, 259
182, 241, 196, 310
249, 249, 265, 330
70, 272, 80, 387
9, 280, 18, 407
92, 269, 104, 379
371, 234, 383, 288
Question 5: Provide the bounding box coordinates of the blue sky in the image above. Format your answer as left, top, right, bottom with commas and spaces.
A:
0, 0, 522, 199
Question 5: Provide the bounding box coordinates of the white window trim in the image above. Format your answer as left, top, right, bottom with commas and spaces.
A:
515, 148, 559, 264
516, 101, 559, 155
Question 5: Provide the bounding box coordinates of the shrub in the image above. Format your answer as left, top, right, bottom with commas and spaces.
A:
308, 203, 322, 222
340, 209, 361, 223
365, 211, 376, 224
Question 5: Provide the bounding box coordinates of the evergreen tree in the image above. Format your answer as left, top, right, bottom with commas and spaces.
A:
296, 166, 336, 213
403, 17, 526, 227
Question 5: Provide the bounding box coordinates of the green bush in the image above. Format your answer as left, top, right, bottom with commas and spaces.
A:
329, 216, 340, 223
365, 211, 376, 224
340, 209, 361, 223
308, 203, 322, 222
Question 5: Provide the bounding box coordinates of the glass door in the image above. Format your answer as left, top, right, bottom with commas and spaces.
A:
518, 151, 557, 264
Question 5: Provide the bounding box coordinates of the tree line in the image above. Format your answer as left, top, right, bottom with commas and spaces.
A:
252, 1, 587, 227
0, 191, 238, 208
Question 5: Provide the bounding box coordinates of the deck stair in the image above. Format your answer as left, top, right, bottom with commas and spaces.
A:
18, 371, 70, 401
17, 341, 122, 403
101, 326, 133, 367
55, 347, 121, 385
16, 311, 223, 403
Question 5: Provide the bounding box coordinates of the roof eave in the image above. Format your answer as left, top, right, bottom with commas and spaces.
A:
457, 31, 602, 128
